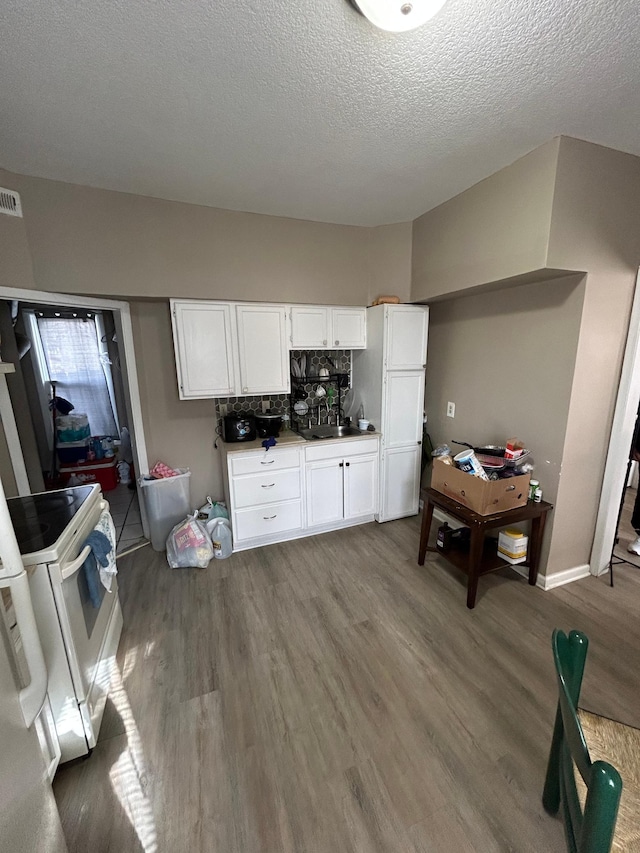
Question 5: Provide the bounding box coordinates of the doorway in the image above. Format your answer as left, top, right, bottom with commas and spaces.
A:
0, 285, 149, 549
591, 267, 640, 576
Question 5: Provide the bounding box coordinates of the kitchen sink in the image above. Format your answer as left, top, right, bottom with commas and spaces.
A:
295, 425, 363, 440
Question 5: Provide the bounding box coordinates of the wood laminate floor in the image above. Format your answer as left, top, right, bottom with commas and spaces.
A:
53, 514, 640, 852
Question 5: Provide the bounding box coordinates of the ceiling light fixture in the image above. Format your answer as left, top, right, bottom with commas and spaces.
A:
351, 0, 447, 32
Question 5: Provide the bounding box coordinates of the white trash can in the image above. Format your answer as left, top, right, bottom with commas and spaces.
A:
138, 469, 191, 551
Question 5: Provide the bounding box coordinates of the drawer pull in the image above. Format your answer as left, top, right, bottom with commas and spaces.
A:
261, 483, 276, 488
263, 514, 277, 520
261, 459, 275, 465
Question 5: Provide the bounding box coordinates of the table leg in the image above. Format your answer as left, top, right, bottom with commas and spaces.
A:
418, 498, 435, 566
527, 511, 548, 586
466, 527, 485, 609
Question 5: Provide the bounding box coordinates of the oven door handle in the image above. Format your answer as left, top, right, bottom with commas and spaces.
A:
60, 545, 92, 580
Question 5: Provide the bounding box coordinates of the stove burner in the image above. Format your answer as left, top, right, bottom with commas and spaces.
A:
7, 485, 95, 556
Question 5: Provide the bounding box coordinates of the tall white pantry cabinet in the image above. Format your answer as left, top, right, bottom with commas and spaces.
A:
352, 304, 429, 522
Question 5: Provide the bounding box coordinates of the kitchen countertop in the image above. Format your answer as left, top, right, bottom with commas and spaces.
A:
220, 430, 380, 453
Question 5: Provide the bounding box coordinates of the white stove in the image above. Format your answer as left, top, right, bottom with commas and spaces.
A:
6, 484, 123, 764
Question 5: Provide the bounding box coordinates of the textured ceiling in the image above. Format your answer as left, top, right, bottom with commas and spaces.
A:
1, 0, 639, 225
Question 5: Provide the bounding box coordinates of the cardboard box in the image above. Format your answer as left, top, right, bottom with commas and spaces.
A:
430, 458, 530, 516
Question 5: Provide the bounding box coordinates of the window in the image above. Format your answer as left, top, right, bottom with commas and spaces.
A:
25, 311, 120, 442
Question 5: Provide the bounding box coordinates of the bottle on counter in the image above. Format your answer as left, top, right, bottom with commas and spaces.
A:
534, 485, 543, 503
529, 479, 539, 502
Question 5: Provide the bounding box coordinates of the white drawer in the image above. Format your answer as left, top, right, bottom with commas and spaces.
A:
230, 448, 301, 476
234, 501, 302, 541
305, 437, 379, 463
233, 469, 301, 508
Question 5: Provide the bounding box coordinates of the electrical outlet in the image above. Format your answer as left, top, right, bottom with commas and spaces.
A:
446, 401, 455, 418
219, 403, 228, 416
261, 399, 270, 413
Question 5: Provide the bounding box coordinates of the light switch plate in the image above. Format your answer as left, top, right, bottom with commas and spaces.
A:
446, 401, 455, 418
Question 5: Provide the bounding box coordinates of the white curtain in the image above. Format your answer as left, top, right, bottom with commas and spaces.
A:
37, 318, 118, 437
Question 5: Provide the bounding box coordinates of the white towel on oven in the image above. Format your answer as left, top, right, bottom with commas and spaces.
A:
95, 509, 118, 592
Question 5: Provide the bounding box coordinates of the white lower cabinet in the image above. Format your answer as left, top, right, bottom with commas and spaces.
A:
305, 440, 379, 529
380, 445, 422, 522
225, 446, 303, 548
234, 501, 303, 542
222, 437, 379, 551
306, 460, 345, 528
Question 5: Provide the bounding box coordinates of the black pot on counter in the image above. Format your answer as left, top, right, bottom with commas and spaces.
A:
255, 412, 282, 438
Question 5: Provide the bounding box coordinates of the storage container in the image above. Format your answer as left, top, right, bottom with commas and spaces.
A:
57, 439, 90, 464
59, 457, 118, 491
138, 469, 191, 551
431, 458, 530, 516
498, 528, 528, 564
56, 414, 91, 443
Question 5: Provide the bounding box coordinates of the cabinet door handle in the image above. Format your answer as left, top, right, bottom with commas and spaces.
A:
243, 387, 248, 393
335, 340, 339, 346
339, 462, 344, 468
261, 483, 275, 488
323, 339, 327, 345
345, 462, 350, 467
261, 459, 275, 465
417, 440, 422, 445
263, 514, 277, 520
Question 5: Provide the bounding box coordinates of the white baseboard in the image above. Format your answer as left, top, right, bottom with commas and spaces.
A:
536, 564, 591, 590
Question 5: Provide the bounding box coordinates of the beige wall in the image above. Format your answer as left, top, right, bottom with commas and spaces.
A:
425, 275, 585, 568
130, 301, 220, 505
416, 137, 640, 578
544, 139, 640, 573
0, 168, 412, 505
4, 139, 640, 577
367, 222, 412, 304
0, 199, 37, 496
1, 169, 411, 305
411, 138, 561, 302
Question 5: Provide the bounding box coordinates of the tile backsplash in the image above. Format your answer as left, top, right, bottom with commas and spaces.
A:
216, 350, 351, 417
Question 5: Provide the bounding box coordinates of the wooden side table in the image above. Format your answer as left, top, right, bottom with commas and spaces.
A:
418, 487, 553, 609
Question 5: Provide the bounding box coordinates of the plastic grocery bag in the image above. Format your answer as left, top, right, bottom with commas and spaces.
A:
206, 517, 233, 559
198, 496, 229, 521
166, 514, 214, 569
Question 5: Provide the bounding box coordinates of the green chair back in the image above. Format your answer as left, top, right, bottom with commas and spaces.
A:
543, 629, 622, 853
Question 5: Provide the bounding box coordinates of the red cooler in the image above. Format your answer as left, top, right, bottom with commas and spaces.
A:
59, 457, 118, 491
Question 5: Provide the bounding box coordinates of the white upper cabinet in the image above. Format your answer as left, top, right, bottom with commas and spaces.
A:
331, 307, 366, 349
171, 301, 236, 399
385, 305, 429, 370
289, 306, 367, 350
236, 304, 290, 394
290, 306, 329, 349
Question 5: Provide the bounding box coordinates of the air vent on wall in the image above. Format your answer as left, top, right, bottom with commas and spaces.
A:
0, 188, 23, 218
